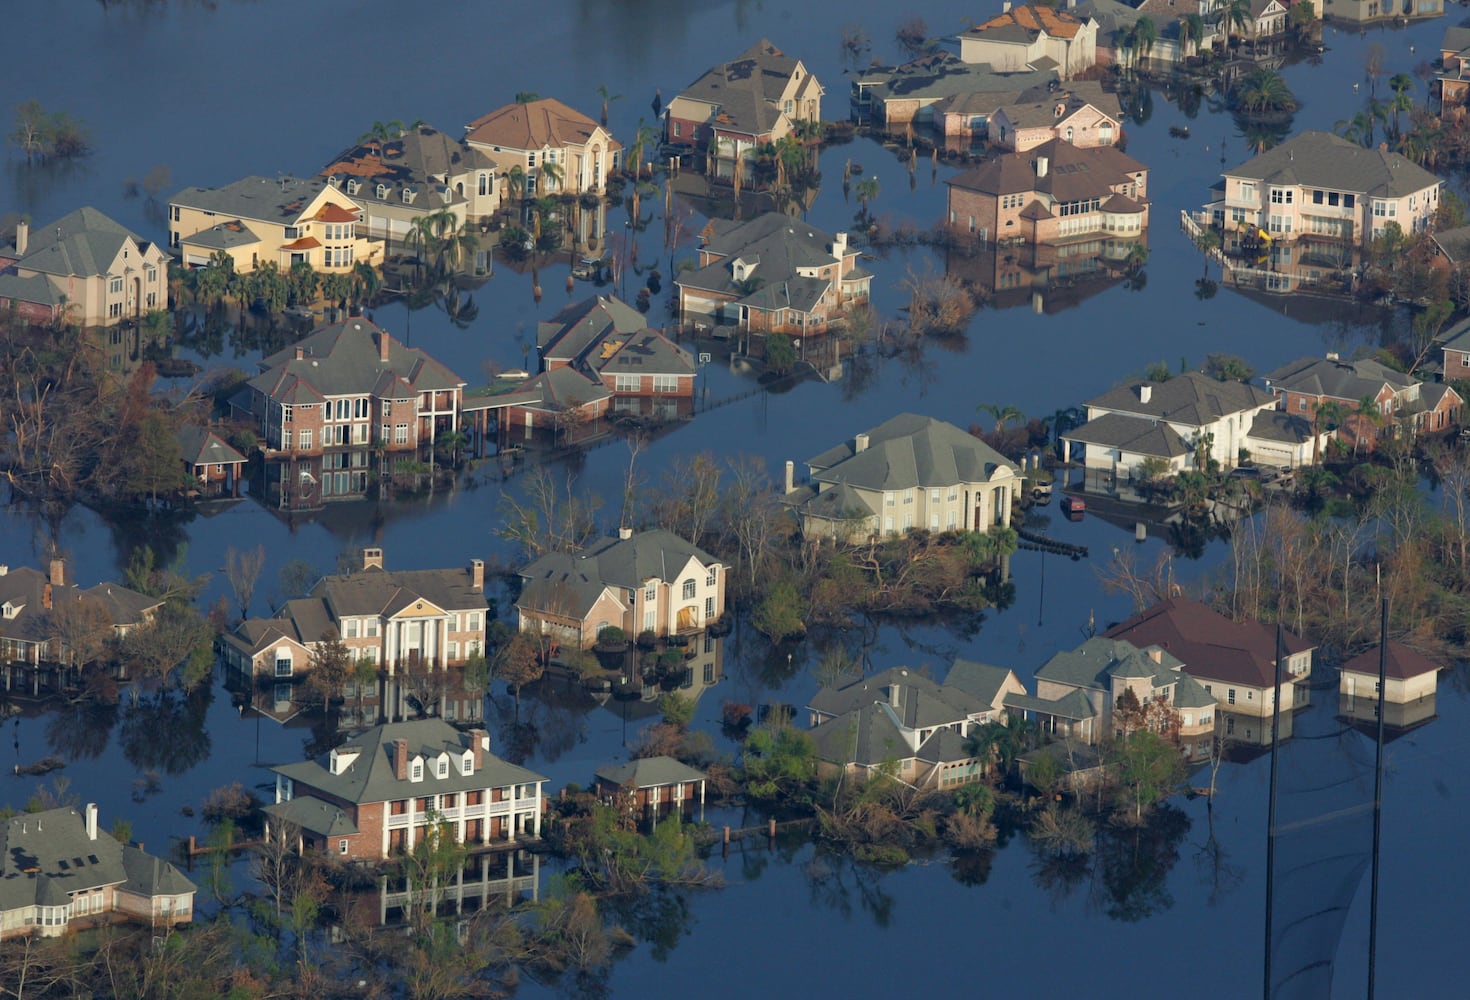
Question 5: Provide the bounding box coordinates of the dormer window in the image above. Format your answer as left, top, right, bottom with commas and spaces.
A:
437, 756, 448, 778
1, 602, 15, 619
347, 179, 361, 195
402, 188, 416, 204
461, 750, 474, 774
410, 759, 423, 782
376, 184, 390, 200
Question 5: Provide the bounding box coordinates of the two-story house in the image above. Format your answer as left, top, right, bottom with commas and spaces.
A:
1004, 636, 1216, 754
946, 138, 1149, 247
231, 317, 466, 508
806, 661, 1026, 787
0, 209, 170, 327
464, 98, 620, 198
957, 4, 1100, 81
1264, 354, 1462, 448
664, 39, 822, 178
169, 175, 380, 273
675, 212, 870, 336
321, 123, 501, 243
1104, 597, 1314, 722
1206, 131, 1443, 250
1062, 370, 1320, 481
516, 528, 725, 650
988, 83, 1122, 151
848, 52, 1055, 130
266, 719, 547, 860
782, 413, 1020, 543
219, 548, 488, 683
1438, 26, 1470, 108
538, 295, 695, 419
0, 803, 195, 939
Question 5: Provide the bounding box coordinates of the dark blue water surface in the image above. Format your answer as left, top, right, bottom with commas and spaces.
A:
1, 1, 1462, 996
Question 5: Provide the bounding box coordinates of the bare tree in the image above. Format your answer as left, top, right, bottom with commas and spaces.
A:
46, 591, 115, 673
722, 454, 782, 594
224, 543, 265, 619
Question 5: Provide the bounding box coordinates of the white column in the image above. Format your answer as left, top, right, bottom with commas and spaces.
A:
506, 787, 516, 844
381, 805, 389, 858
532, 782, 542, 838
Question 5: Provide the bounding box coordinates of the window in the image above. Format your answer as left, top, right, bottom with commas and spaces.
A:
706, 569, 716, 587
644, 585, 656, 603
467, 612, 481, 632
391, 799, 407, 815
527, 151, 536, 168
903, 490, 913, 505
1269, 187, 1293, 204
1373, 199, 1396, 218
885, 492, 894, 506
437, 758, 448, 778
652, 375, 679, 392
705, 596, 714, 618
345, 619, 359, 638
411, 760, 423, 781
382, 399, 392, 416
394, 424, 408, 444
274, 651, 292, 677
109, 276, 124, 294
339, 839, 349, 855
615, 374, 639, 392
682, 579, 696, 599
299, 428, 313, 450
1239, 182, 1256, 201
1227, 688, 1236, 705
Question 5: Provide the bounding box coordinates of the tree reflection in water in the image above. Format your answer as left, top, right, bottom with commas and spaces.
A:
948, 847, 995, 887
1096, 804, 1191, 922
45, 695, 119, 761
119, 683, 213, 775
604, 886, 693, 963
804, 855, 896, 929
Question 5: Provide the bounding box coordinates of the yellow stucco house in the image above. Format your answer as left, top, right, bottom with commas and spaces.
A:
0, 208, 169, 327
464, 98, 621, 198
168, 176, 381, 273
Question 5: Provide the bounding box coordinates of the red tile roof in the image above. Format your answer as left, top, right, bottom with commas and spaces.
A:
314, 203, 359, 223
971, 4, 1086, 40
281, 236, 322, 250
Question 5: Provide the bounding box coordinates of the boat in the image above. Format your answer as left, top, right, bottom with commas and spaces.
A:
1062, 496, 1086, 516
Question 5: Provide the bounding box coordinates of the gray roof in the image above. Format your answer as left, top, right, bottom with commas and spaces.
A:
1263, 356, 1417, 402
0, 565, 154, 645
539, 295, 650, 361
807, 413, 1019, 491
595, 755, 707, 789
1064, 412, 1190, 458
856, 53, 1056, 104
1438, 315, 1470, 353
6, 206, 161, 279
250, 318, 465, 404
995, 88, 1119, 129
0, 270, 64, 309
1431, 224, 1470, 266
516, 365, 612, 412
915, 727, 974, 765
263, 797, 360, 839
808, 703, 913, 768
171, 175, 339, 224
808, 666, 989, 730
78, 583, 162, 628
1034, 636, 1182, 692
942, 658, 1019, 708
1086, 371, 1275, 426
272, 719, 546, 805
176, 425, 247, 467
322, 125, 494, 209
598, 330, 695, 379
1443, 25, 1470, 55
186, 220, 260, 250
798, 480, 877, 522
315, 563, 486, 619
0, 807, 194, 913
1003, 690, 1098, 720
1222, 130, 1441, 199
1172, 672, 1216, 710
519, 529, 720, 618
676, 38, 815, 137
1246, 410, 1317, 445
678, 212, 852, 313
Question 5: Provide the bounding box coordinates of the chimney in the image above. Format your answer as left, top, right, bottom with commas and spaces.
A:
1139, 384, 1153, 404
49, 558, 64, 587
85, 802, 98, 841
14, 221, 27, 256
784, 460, 795, 494
888, 683, 900, 708
469, 728, 487, 771
1036, 156, 1050, 178
393, 738, 409, 780
42, 583, 51, 611
470, 558, 485, 590
0, 566, 7, 576
362, 547, 383, 571
1147, 647, 1162, 663
618, 526, 633, 540
378, 330, 391, 363
855, 432, 870, 453
832, 232, 848, 261
1003, 0, 1012, 10
294, 346, 304, 361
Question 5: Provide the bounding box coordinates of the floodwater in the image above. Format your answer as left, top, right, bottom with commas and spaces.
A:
0, 1, 1462, 996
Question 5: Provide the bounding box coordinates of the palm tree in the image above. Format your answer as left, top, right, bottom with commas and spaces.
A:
506, 165, 527, 212
1224, 0, 1251, 46
978, 403, 1025, 434
1179, 13, 1204, 60
1131, 17, 1158, 66
351, 261, 381, 310
1354, 395, 1383, 455
1336, 111, 1375, 148
1387, 73, 1414, 140
854, 176, 879, 227
1235, 70, 1296, 115
357, 119, 406, 154
595, 84, 623, 127
1311, 399, 1346, 466
540, 159, 564, 194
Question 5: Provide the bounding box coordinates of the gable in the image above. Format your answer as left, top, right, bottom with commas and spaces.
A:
387, 595, 449, 619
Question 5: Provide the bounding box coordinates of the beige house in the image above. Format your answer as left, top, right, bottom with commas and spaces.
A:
169, 175, 380, 273
989, 83, 1122, 152
321, 124, 501, 241
848, 53, 1055, 129
1338, 641, 1439, 731
516, 529, 726, 649
783, 414, 1020, 543
957, 4, 1099, 81
0, 208, 169, 327
465, 98, 620, 197
1205, 131, 1442, 249
663, 39, 822, 178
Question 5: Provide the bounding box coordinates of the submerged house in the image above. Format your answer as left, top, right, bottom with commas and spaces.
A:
1338, 641, 1440, 732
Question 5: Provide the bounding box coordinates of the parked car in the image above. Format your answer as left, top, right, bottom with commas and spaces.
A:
1062, 496, 1085, 516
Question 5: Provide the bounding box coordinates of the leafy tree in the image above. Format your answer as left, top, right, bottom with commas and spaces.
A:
8, 100, 90, 163
1109, 729, 1185, 824
750, 578, 807, 639
658, 691, 695, 729
119, 600, 214, 689
1204, 353, 1254, 382
496, 631, 543, 711
765, 332, 797, 374
303, 631, 353, 709
741, 722, 818, 802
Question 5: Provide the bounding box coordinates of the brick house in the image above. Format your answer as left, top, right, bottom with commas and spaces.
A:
946, 138, 1149, 247
0, 803, 195, 939
464, 98, 620, 197
1263, 354, 1462, 448
266, 719, 547, 860
1438, 26, 1470, 109
664, 39, 822, 178
231, 317, 466, 509
219, 547, 488, 681
175, 425, 247, 497
0, 209, 170, 327
988, 82, 1122, 152
517, 528, 725, 650
537, 295, 695, 420
676, 212, 870, 336
1436, 317, 1470, 383
169, 175, 380, 273
594, 756, 707, 824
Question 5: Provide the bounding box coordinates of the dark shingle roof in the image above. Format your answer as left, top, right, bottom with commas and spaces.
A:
809, 703, 913, 768
176, 426, 247, 467
1064, 412, 1191, 458
171, 175, 339, 224
1034, 637, 1182, 692
1263, 356, 1416, 403
1222, 130, 1441, 200
1087, 371, 1275, 425
594, 756, 707, 788
9, 206, 155, 279
947, 138, 1147, 202
1339, 642, 1440, 680
1103, 596, 1313, 688
807, 413, 1019, 490
808, 666, 989, 730
676, 39, 813, 137
250, 318, 465, 402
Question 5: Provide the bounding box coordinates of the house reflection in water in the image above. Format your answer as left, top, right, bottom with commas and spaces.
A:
224, 661, 485, 731
330, 850, 541, 932
944, 234, 1146, 315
